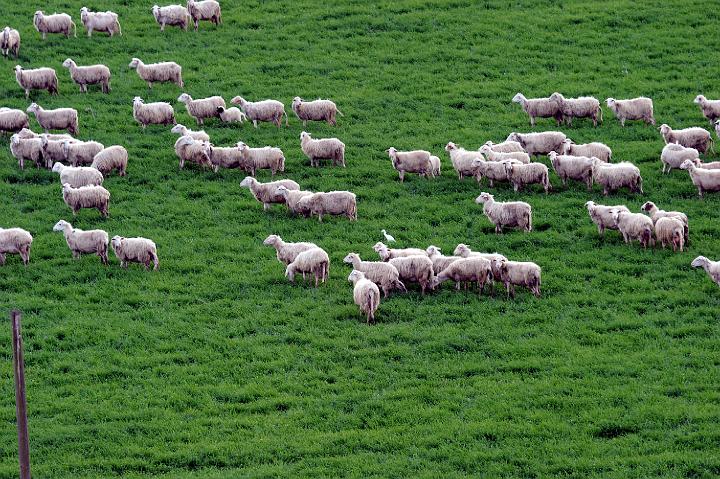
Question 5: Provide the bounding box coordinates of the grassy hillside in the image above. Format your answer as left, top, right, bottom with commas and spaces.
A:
1, 0, 719, 477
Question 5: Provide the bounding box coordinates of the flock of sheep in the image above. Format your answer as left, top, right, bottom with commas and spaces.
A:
1, 5, 720, 324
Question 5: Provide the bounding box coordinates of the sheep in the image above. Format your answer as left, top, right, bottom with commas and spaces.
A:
216, 106, 246, 124
152, 5, 190, 31
475, 192, 532, 234
478, 144, 530, 164
659, 124, 713, 154
654, 217, 685, 252
429, 155, 441, 177
561, 139, 611, 163
285, 247, 329, 287
62, 59, 111, 94
549, 92, 602, 127
0, 227, 32, 266
1, 27, 20, 58
511, 93, 562, 127
52, 163, 103, 187
492, 259, 541, 299
0, 109, 29, 133
691, 256, 720, 287
177, 94, 225, 125
716, 120, 720, 141
505, 131, 567, 157
304, 191, 357, 222
171, 124, 209, 142
63, 140, 104, 167
9, 134, 42, 170
659, 143, 699, 174
482, 140, 525, 153
612, 211, 654, 248
430, 256, 492, 294
425, 246, 461, 274
387, 147, 432, 182
210, 144, 254, 173
240, 177, 299, 210
585, 201, 630, 237
80, 8, 121, 37
187, 0, 222, 30
276, 186, 314, 216
263, 235, 318, 266
16, 128, 73, 141
300, 132, 345, 167
236, 142, 285, 176
175, 135, 211, 169
230, 97, 287, 128
129, 58, 184, 89
452, 244, 507, 290
591, 159, 642, 195
693, 95, 720, 125
348, 271, 381, 324
445, 142, 483, 179
680, 159, 720, 198
91, 146, 128, 176
15, 66, 58, 99
548, 151, 594, 190
504, 162, 551, 193
33, 11, 75, 39
40, 134, 77, 168
343, 253, 407, 297
111, 236, 159, 270
27, 103, 78, 136
52, 220, 108, 264
373, 242, 427, 262
291, 97, 343, 126
388, 255, 434, 295
472, 158, 515, 187
133, 97, 175, 129
695, 159, 720, 169
605, 97, 655, 126
62, 183, 110, 217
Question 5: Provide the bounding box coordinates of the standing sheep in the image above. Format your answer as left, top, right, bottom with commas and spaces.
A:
187, 0, 222, 30
452, 244, 507, 292
475, 192, 532, 234
561, 139, 611, 163
62, 183, 110, 217
305, 191, 357, 222
430, 256, 492, 294
654, 217, 685, 252
80, 8, 121, 37
91, 146, 128, 176
216, 106, 246, 123
482, 140, 525, 153
53, 220, 108, 264
15, 66, 58, 99
52, 163, 104, 187
472, 158, 516, 187
64, 140, 104, 166
9, 134, 43, 170
606, 97, 655, 126
660, 143, 699, 174
177, 93, 225, 125
691, 256, 720, 287
343, 253, 406, 297
505, 131, 567, 157
62, 59, 111, 94
348, 271, 381, 324
33, 11, 75, 39
152, 5, 190, 31
175, 136, 211, 169
387, 147, 432, 182
585, 201, 629, 237
171, 123, 209, 141
111, 236, 159, 270
548, 151, 594, 190
276, 186, 314, 216
549, 92, 602, 127
492, 259, 541, 299
300, 132, 345, 167
429, 155, 441, 177
236, 142, 285, 177
0, 227, 32, 266
285, 247, 330, 287
27, 103, 78, 136
291, 97, 343, 126
230, 97, 288, 128
240, 177, 299, 210
612, 211, 655, 248
373, 242, 427, 262
388, 255, 434, 295
659, 124, 713, 154
680, 159, 720, 198
133, 97, 175, 129
591, 159, 642, 195
129, 58, 184, 89
511, 93, 562, 127
41, 135, 75, 167
445, 142, 483, 179
263, 235, 318, 265
693, 95, 720, 125
425, 246, 461, 274
0, 108, 29, 134
1, 27, 20, 58
208, 145, 248, 173
504, 161, 551, 193
479, 144, 530, 164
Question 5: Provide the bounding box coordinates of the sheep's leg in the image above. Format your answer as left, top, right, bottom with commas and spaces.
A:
620, 118, 626, 127
253, 120, 258, 128
263, 203, 269, 211
399, 171, 404, 183
0, 253, 5, 265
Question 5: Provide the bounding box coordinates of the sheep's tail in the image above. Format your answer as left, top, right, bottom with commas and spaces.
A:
526, 210, 533, 232
336, 108, 344, 117
598, 105, 603, 124
71, 20, 77, 38
283, 110, 289, 126
116, 20, 122, 36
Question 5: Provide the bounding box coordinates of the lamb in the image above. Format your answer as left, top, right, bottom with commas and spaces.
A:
659, 124, 713, 154
33, 11, 75, 39
693, 95, 720, 124
605, 97, 655, 126
111, 236, 159, 270
52, 220, 108, 264
548, 151, 594, 190
585, 201, 630, 237
177, 93, 225, 125
429, 155, 441, 177
175, 135, 211, 169
445, 142, 483, 179
479, 144, 530, 164
373, 242, 427, 262
52, 163, 103, 187
15, 66, 58, 98
591, 159, 642, 195
62, 59, 111, 94
80, 8, 121, 37
171, 123, 209, 142
300, 132, 345, 167
472, 158, 515, 187
549, 92, 602, 127
430, 256, 492, 294
0, 227, 32, 266
475, 192, 532, 234
276, 186, 314, 216
691, 256, 720, 287
348, 271, 381, 324
230, 97, 288, 128
0, 109, 29, 133
187, 0, 222, 30
285, 247, 329, 287
612, 211, 654, 248
680, 159, 720, 198
9, 134, 43, 170
216, 106, 246, 124
1, 27, 20, 58
291, 97, 343, 126
654, 217, 685, 252
482, 140, 525, 153
62, 183, 110, 217
236, 142, 285, 176
505, 131, 567, 157
240, 177, 299, 210
511, 93, 562, 127
561, 139, 611, 163
343, 253, 407, 297
63, 140, 104, 166
504, 162, 551, 193
263, 235, 318, 265
27, 103, 78, 136
91, 146, 128, 176
386, 147, 432, 182
133, 97, 175, 129
425, 246, 460, 274
129, 58, 184, 89
152, 5, 190, 31
492, 259, 541, 298
660, 143, 699, 174
304, 191, 357, 222
388, 255, 434, 295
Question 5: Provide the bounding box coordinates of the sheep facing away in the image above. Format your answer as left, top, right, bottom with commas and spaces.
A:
292, 97, 343, 126
511, 93, 562, 127
429, 155, 441, 177
660, 143, 698, 174
304, 191, 357, 222
177, 93, 225, 125
300, 132, 345, 167
236, 142, 285, 176
91, 146, 127, 176
343, 253, 407, 297
152, 5, 190, 31
452, 244, 508, 293
592, 159, 642, 195
606, 97, 655, 126
111, 236, 158, 270
187, 0, 222, 30
62, 183, 110, 217
52, 162, 104, 187
691, 256, 720, 287
475, 192, 532, 234
231, 97, 288, 128
171, 123, 209, 141
348, 270, 380, 325
492, 259, 541, 298
285, 247, 330, 287
128, 58, 184, 89
62, 58, 111, 93
549, 92, 602, 126
694, 95, 720, 125
15, 66, 58, 98
0, 227, 32, 266
133, 97, 175, 129
208, 145, 248, 173
680, 159, 720, 198
659, 124, 713, 154
33, 11, 76, 39
0, 108, 29, 133
27, 103, 78, 136
53, 220, 108, 264
654, 217, 685, 252
388, 255, 434, 294
612, 211, 654, 248
264, 235, 318, 265
80, 8, 121, 37
387, 147, 431, 182
240, 177, 299, 210
1, 27, 20, 57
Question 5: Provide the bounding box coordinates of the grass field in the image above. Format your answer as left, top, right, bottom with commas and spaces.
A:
1, 0, 720, 477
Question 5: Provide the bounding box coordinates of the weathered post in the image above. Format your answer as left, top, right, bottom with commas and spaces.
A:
11, 310, 31, 479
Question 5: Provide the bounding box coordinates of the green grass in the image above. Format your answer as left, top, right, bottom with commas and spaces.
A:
1, 0, 720, 477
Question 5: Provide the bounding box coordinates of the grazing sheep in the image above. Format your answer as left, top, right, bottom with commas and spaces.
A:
62, 183, 110, 217
660, 143, 699, 174
111, 236, 158, 270
64, 140, 104, 166
230, 97, 287, 128
504, 162, 551, 193
276, 186, 314, 216
694, 95, 720, 125
129, 58, 184, 89
0, 227, 32, 266
482, 140, 525, 153
695, 159, 720, 169
430, 256, 492, 294
62, 59, 111, 94
133, 97, 175, 129
654, 217, 685, 252
53, 220, 108, 264
91, 146, 128, 176
548, 151, 594, 190
659, 124, 713, 154
41, 135, 77, 168
425, 246, 461, 274
511, 92, 562, 127
492, 259, 541, 298
606, 97, 655, 126
479, 144, 530, 164
15, 66, 58, 99
263, 235, 318, 266
240, 177, 299, 210
292, 97, 343, 126
387, 147, 432, 182
175, 135, 211, 169
472, 158, 515, 187
10, 134, 43, 170
585, 201, 629, 237
0, 109, 29, 133
343, 253, 406, 297
348, 270, 381, 324
236, 142, 285, 177
27, 103, 78, 135
612, 211, 654, 248
591, 159, 642, 195
33, 11, 75, 39
216, 106, 246, 123
452, 244, 507, 290
373, 242, 427, 262
505, 131, 567, 157
305, 191, 357, 222
300, 131, 345, 167
640, 202, 689, 235
187, 0, 222, 30
680, 159, 720, 198
549, 92, 602, 126
561, 139, 611, 163
177, 93, 225, 125
388, 255, 434, 294
80, 8, 121, 37
152, 5, 190, 31
429, 155, 441, 177
445, 142, 483, 179
207, 145, 247, 173
691, 256, 720, 287
1, 27, 20, 58
52, 163, 103, 187
475, 192, 532, 234
285, 247, 330, 287
171, 123, 209, 142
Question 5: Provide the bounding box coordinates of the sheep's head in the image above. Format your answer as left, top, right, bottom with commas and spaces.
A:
640, 201, 655, 213
693, 95, 705, 104
236, 141, 247, 151
584, 200, 595, 212
230, 96, 245, 106
62, 182, 72, 192
14, 65, 22, 74
300, 131, 310, 141
33, 11, 42, 27
111, 236, 123, 249
26, 103, 38, 113
608, 209, 623, 227
372, 242, 386, 253
386, 147, 397, 157
506, 132, 520, 143
453, 244, 470, 257
478, 144, 492, 155
133, 96, 143, 105
239, 176, 255, 188
263, 234, 279, 246
444, 142, 456, 152
549, 92, 563, 102
343, 253, 359, 264
425, 245, 441, 256
659, 124, 671, 136
128, 58, 140, 69
10, 134, 19, 146
680, 159, 695, 171
52, 220, 71, 232
503, 161, 515, 176
177, 93, 191, 104
216, 106, 225, 114
291, 97, 302, 109
511, 93, 524, 103
275, 185, 289, 197
605, 98, 615, 108
547, 151, 558, 160
348, 270, 365, 283
51, 162, 64, 173
475, 192, 492, 204
170, 124, 185, 134
62, 58, 74, 68
691, 256, 708, 268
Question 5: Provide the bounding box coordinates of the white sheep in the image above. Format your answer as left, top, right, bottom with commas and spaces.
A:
548, 151, 594, 190
505, 131, 567, 157
452, 244, 507, 292
152, 5, 190, 31
592, 159, 642, 195
694, 159, 720, 169
373, 242, 427, 262
0, 109, 29, 133
133, 97, 175, 129
10, 134, 43, 170
429, 155, 441, 177
300, 132, 345, 167
40, 135, 75, 167
691, 256, 720, 287
33, 11, 75, 39
91, 146, 128, 176
263, 235, 318, 265
129, 58, 184, 88
606, 97, 655, 126
187, 0, 222, 30
492, 259, 541, 298
430, 256, 492, 294
64, 140, 104, 166
585, 201, 630, 237
612, 211, 655, 248
640, 201, 689, 237
52, 163, 103, 187
276, 186, 314, 216
240, 177, 299, 210
111, 236, 159, 270
445, 142, 483, 179
388, 255, 434, 295
15, 66, 58, 98
236, 142, 285, 176
171, 123, 209, 141
230, 97, 287, 128
0, 227, 32, 266
62, 59, 111, 94
80, 8, 121, 37
472, 158, 515, 187
425, 246, 460, 274
27, 103, 78, 135
216, 106, 246, 123
549, 92, 602, 127
478, 144, 530, 164
482, 140, 525, 153
15, 128, 72, 141
511, 93, 562, 127
1, 27, 20, 58
504, 162, 551, 193
62, 183, 110, 217
660, 143, 699, 174
292, 97, 343, 126
475, 192, 532, 234
53, 220, 108, 264
285, 247, 329, 287
208, 145, 248, 173
343, 253, 407, 297
387, 147, 432, 182
348, 271, 381, 324
693, 95, 720, 125
659, 124, 713, 154
561, 139, 611, 163
680, 159, 720, 198
175, 135, 211, 169
654, 217, 685, 252
304, 191, 357, 222
177, 93, 225, 125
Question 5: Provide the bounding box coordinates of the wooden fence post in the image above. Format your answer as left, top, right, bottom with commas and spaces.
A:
11, 310, 31, 479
